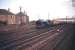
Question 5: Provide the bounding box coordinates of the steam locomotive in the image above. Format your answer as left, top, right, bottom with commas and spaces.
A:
35, 20, 51, 29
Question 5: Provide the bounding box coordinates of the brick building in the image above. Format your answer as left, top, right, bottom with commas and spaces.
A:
0, 8, 29, 25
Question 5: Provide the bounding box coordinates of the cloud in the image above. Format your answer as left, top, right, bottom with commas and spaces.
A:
1, 0, 73, 21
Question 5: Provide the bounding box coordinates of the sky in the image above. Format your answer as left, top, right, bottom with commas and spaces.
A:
0, 0, 75, 21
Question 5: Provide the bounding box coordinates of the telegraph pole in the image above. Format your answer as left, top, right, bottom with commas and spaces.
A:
66, 16, 67, 24
38, 14, 40, 20
66, 16, 68, 23
48, 12, 50, 20
72, 16, 74, 23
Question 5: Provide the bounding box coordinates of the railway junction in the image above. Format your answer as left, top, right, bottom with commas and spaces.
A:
0, 23, 75, 50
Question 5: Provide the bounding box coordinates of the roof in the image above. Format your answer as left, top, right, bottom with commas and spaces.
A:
16, 12, 25, 16
0, 9, 14, 15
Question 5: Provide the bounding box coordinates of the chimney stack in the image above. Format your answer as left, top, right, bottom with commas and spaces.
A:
24, 10, 25, 14
19, 6, 22, 12
8, 8, 10, 12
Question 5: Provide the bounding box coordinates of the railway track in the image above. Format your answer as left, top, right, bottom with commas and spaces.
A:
0, 25, 36, 41
0, 26, 52, 49
19, 25, 65, 50
0, 25, 64, 50
0, 24, 35, 34
25, 24, 73, 50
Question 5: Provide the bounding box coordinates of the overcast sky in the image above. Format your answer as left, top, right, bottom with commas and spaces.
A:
0, 0, 74, 21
